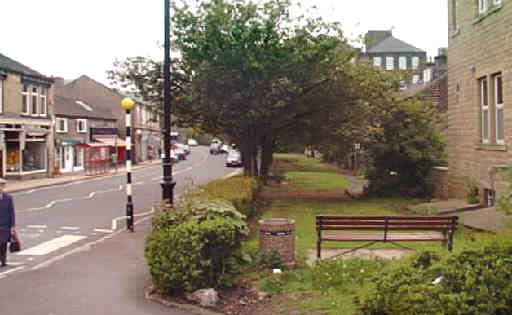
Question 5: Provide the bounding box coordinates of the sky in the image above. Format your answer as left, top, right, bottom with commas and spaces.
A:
1, 1, 448, 87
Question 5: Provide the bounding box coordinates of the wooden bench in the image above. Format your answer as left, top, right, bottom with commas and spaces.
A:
316, 215, 458, 259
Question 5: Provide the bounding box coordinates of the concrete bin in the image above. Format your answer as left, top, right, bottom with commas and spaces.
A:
259, 218, 295, 267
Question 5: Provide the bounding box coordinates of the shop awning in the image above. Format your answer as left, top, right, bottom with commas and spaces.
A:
95, 137, 126, 147
85, 142, 109, 148
60, 139, 82, 146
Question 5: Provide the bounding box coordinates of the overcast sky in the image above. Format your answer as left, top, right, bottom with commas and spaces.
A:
1, 0, 447, 87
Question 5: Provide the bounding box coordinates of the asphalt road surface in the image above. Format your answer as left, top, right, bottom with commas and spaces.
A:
0, 145, 237, 315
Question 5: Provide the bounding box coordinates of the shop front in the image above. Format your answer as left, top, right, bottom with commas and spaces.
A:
1, 123, 52, 179
57, 139, 85, 174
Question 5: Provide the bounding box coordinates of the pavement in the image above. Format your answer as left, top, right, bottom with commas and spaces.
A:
5, 159, 162, 193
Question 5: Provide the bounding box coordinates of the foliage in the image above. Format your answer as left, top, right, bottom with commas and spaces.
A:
188, 176, 260, 218
256, 250, 284, 271
496, 168, 512, 215
311, 258, 388, 291
145, 197, 250, 293
467, 185, 480, 205
363, 99, 446, 198
357, 241, 512, 315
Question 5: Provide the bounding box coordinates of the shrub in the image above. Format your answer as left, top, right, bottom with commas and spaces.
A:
145, 198, 250, 293
189, 176, 260, 218
357, 242, 512, 315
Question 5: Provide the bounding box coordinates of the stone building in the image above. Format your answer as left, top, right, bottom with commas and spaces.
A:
53, 95, 117, 174
446, 0, 509, 205
0, 53, 55, 179
361, 30, 427, 86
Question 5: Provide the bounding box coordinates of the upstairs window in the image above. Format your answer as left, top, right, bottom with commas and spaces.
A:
412, 57, 420, 70
76, 119, 87, 133
22, 85, 29, 114
480, 77, 489, 144
31, 87, 38, 115
495, 73, 504, 144
386, 57, 394, 70
373, 57, 381, 68
479, 0, 487, 14
0, 79, 3, 113
56, 118, 68, 133
40, 88, 47, 116
452, 0, 459, 31
399, 56, 407, 70
493, 0, 502, 5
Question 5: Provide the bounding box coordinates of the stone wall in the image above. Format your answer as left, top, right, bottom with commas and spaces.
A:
447, 1, 511, 200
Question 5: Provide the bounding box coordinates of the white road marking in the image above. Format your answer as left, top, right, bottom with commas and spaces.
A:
0, 266, 25, 279
16, 235, 86, 256
27, 225, 47, 229
60, 226, 79, 231
93, 229, 113, 234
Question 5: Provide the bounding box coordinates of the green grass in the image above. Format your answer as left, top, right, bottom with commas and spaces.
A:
245, 153, 498, 314
283, 172, 351, 191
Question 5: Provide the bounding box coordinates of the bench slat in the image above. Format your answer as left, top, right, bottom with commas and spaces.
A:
321, 232, 446, 242
318, 220, 456, 226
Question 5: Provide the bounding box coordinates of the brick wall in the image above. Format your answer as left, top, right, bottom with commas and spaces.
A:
428, 166, 450, 200
447, 0, 512, 199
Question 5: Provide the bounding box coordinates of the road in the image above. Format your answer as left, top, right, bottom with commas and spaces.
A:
0, 145, 236, 315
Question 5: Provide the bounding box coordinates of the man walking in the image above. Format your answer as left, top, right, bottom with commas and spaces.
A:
0, 178, 15, 267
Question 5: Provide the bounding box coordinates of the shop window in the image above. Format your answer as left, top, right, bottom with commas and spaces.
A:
73, 147, 84, 168
23, 142, 46, 172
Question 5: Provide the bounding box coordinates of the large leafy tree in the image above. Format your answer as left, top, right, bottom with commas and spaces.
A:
171, 0, 358, 178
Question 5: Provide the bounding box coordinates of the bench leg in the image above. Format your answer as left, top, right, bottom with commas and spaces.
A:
317, 241, 321, 259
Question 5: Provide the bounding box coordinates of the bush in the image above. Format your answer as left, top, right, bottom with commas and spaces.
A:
189, 176, 260, 218
145, 198, 250, 293
357, 242, 512, 314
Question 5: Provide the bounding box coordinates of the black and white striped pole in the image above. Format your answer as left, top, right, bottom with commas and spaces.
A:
121, 97, 135, 232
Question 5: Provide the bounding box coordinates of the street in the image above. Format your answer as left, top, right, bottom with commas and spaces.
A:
0, 145, 235, 315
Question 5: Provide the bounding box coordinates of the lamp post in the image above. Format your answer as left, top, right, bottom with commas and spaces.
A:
161, 0, 176, 204
121, 97, 135, 232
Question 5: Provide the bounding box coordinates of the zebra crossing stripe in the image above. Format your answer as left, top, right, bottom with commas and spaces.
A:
15, 235, 86, 256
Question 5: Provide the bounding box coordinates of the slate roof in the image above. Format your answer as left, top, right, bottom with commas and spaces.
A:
367, 36, 425, 53
54, 95, 116, 121
0, 53, 50, 79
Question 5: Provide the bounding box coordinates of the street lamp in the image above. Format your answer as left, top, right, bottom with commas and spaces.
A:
161, 0, 176, 204
121, 97, 135, 232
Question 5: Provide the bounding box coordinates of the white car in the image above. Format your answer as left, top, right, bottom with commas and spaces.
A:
226, 150, 242, 167
187, 138, 198, 146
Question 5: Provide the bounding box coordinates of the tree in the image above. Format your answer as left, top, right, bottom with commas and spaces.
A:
171, 0, 357, 178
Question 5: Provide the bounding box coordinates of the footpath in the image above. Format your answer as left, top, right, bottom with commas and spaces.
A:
5, 159, 161, 193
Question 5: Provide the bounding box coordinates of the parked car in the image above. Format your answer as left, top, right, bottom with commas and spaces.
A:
161, 150, 178, 163
174, 146, 187, 160
187, 138, 198, 146
176, 143, 190, 155
210, 142, 221, 155
226, 150, 242, 167
220, 144, 230, 154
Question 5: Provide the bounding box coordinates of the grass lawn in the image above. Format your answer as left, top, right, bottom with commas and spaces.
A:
245, 153, 488, 314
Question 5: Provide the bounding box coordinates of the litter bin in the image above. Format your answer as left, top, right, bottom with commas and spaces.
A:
259, 218, 295, 267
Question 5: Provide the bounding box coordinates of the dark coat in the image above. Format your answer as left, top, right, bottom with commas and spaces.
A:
0, 193, 15, 243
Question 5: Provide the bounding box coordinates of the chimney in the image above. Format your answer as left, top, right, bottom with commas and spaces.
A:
365, 30, 393, 51
53, 77, 65, 89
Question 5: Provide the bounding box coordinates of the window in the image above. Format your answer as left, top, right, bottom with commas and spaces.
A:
386, 57, 394, 70
423, 68, 432, 83
40, 88, 47, 116
0, 79, 3, 113
22, 85, 29, 114
56, 118, 68, 133
412, 57, 420, 70
452, 0, 459, 31
480, 77, 489, 143
399, 56, 407, 70
495, 73, 504, 144
493, 0, 502, 5
412, 74, 420, 84
76, 119, 87, 133
373, 57, 381, 68
31, 87, 38, 115
479, 0, 487, 14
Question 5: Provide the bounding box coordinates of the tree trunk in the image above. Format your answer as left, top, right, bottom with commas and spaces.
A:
260, 136, 275, 184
